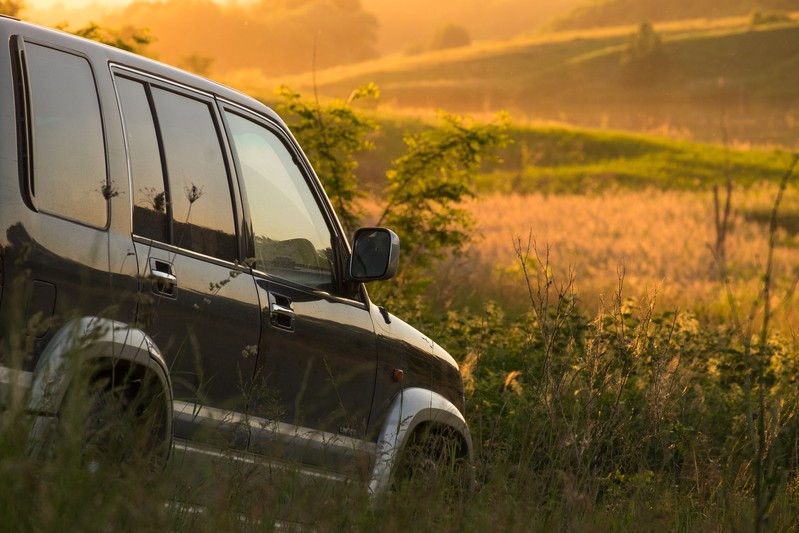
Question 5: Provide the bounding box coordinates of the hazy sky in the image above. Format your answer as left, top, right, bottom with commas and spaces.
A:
25, 0, 585, 61
31, 0, 126, 7
30, 0, 251, 6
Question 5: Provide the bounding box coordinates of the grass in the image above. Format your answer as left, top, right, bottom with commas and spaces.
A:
6, 178, 799, 530
422, 185, 799, 322
3, 396, 798, 531
479, 127, 795, 194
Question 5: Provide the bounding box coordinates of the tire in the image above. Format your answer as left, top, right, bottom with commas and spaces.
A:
396, 424, 473, 499
76, 369, 170, 473
81, 380, 132, 471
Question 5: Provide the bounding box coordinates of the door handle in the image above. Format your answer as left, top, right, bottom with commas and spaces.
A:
150, 259, 177, 297
269, 298, 295, 331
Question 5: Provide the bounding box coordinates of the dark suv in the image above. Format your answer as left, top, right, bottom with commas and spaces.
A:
0, 16, 471, 493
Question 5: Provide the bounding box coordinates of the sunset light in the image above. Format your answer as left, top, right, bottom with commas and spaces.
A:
1, 0, 799, 529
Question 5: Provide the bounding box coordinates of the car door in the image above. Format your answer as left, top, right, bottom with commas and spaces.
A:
223, 108, 378, 465
115, 74, 261, 449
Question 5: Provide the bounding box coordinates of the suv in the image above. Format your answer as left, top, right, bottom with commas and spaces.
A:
0, 16, 471, 494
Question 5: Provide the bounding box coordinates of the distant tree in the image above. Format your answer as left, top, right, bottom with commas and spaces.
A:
59, 22, 152, 55
623, 22, 663, 63
0, 0, 22, 16
620, 22, 668, 86
180, 54, 214, 77
105, 0, 379, 76
429, 24, 471, 51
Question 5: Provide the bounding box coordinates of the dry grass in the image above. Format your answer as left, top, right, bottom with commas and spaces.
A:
430, 186, 799, 324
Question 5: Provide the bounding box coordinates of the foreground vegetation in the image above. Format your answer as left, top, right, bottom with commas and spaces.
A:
5, 194, 799, 529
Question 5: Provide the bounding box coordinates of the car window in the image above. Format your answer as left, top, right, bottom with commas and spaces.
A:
25, 42, 107, 227
152, 88, 237, 261
116, 76, 238, 262
115, 77, 168, 242
225, 111, 335, 291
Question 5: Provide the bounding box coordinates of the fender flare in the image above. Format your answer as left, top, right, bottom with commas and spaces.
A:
368, 386, 472, 495
27, 316, 172, 422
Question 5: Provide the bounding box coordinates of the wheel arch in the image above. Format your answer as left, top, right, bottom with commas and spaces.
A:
27, 316, 172, 426
368, 386, 472, 495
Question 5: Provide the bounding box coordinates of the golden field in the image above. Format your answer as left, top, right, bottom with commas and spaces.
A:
434, 186, 799, 325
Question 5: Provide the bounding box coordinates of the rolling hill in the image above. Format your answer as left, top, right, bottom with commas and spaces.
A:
549, 0, 798, 30
270, 16, 799, 147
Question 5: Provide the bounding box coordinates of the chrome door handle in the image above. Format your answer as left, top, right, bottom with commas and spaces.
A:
270, 302, 295, 331
150, 261, 177, 297
151, 269, 177, 284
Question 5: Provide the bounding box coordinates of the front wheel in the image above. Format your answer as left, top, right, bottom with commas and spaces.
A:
395, 424, 473, 499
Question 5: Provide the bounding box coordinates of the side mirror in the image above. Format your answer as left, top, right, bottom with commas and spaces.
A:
348, 227, 400, 282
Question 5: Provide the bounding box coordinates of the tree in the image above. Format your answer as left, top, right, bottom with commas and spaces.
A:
275, 86, 510, 299
180, 54, 214, 77
59, 22, 152, 55
104, 0, 379, 76
620, 22, 668, 86
749, 10, 792, 27
375, 111, 510, 297
0, 0, 22, 17
274, 84, 379, 235
429, 24, 471, 51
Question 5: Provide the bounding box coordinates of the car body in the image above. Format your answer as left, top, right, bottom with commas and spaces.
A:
0, 15, 471, 494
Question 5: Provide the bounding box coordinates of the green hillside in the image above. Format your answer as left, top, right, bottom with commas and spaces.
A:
351, 112, 793, 195
478, 125, 795, 194
549, 0, 797, 30
279, 19, 799, 147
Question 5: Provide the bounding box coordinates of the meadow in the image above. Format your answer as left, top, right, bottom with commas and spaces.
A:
353, 115, 799, 322
455, 188, 799, 317
354, 112, 799, 530
2, 101, 798, 533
